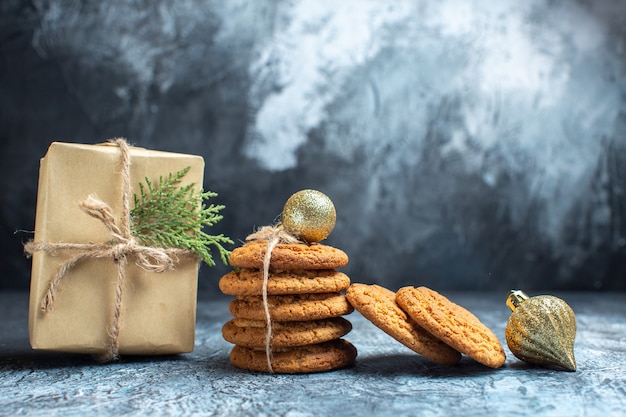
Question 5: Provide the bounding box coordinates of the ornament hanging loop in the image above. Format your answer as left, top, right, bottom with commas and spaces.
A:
506, 290, 529, 311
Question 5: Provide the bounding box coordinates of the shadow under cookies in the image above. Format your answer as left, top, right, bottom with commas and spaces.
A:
350, 352, 509, 378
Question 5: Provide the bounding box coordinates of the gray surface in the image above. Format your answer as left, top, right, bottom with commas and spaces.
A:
1, 291, 625, 417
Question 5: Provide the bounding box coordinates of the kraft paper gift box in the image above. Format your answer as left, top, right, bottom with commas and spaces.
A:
28, 140, 204, 358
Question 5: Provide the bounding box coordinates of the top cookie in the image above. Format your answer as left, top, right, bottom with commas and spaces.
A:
396, 286, 506, 368
229, 240, 349, 270
346, 283, 461, 365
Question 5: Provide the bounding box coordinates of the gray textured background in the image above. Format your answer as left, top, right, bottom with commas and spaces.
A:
1, 0, 625, 293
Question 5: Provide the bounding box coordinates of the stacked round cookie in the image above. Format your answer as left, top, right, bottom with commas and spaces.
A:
219, 240, 357, 373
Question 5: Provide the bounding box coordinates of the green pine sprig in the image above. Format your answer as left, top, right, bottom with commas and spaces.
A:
130, 166, 233, 266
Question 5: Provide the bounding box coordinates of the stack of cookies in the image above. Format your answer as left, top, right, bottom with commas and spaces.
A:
219, 239, 357, 373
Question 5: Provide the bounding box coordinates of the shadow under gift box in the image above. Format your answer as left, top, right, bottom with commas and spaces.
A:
28, 141, 204, 355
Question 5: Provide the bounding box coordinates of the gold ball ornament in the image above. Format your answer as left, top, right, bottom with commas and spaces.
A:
281, 189, 336, 243
505, 290, 577, 371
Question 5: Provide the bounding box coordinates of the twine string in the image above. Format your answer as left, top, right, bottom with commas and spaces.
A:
245, 225, 299, 373
23, 138, 194, 361
261, 236, 278, 374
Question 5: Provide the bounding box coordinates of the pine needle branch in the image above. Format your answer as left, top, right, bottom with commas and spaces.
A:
130, 166, 233, 266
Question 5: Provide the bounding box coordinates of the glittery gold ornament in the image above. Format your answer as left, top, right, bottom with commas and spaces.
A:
281, 189, 336, 243
505, 290, 577, 371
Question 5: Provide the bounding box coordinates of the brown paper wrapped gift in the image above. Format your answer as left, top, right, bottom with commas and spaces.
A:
27, 140, 204, 359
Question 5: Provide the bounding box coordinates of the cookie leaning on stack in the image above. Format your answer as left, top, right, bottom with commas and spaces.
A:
395, 286, 506, 368
346, 283, 506, 368
220, 240, 357, 373
346, 284, 461, 365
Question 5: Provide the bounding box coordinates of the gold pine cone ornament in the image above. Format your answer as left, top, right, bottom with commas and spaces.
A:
505, 290, 577, 371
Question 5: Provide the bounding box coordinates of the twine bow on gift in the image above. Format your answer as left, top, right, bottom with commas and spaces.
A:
24, 138, 196, 362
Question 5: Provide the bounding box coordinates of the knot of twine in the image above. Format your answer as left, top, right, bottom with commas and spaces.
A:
24, 138, 195, 362
245, 225, 300, 373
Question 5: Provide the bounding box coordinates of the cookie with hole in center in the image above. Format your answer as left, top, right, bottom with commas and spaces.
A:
395, 286, 506, 368
229, 292, 354, 322
230, 339, 357, 374
222, 317, 352, 348
345, 283, 461, 365
219, 269, 351, 296
228, 240, 349, 270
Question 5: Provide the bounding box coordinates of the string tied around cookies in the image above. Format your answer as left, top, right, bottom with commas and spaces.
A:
23, 138, 197, 362
244, 225, 300, 374
244, 189, 337, 373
